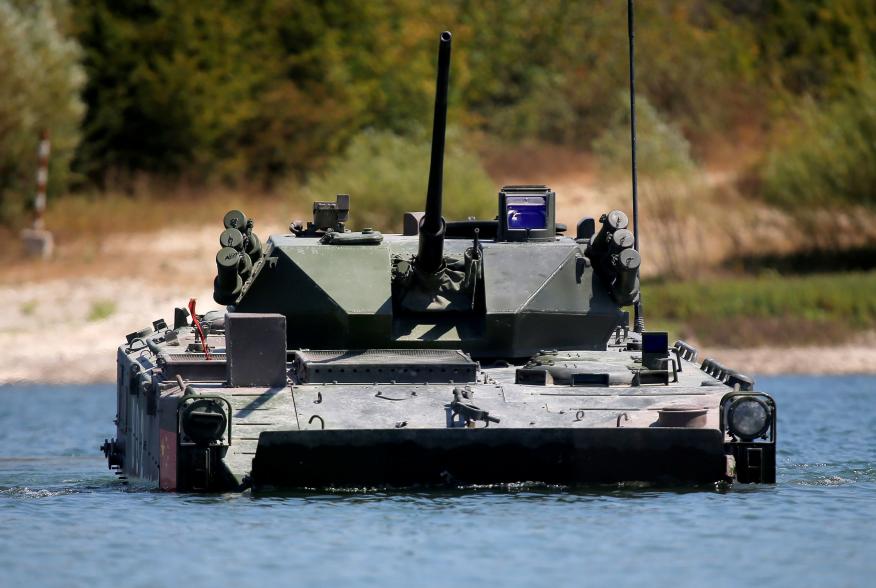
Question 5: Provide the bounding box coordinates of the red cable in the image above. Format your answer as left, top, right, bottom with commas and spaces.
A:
188, 298, 211, 360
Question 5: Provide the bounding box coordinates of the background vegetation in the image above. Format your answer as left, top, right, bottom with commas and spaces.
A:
304, 128, 496, 231
2, 0, 876, 223
761, 74, 876, 209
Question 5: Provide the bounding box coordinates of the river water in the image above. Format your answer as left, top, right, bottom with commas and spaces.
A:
1, 376, 874, 587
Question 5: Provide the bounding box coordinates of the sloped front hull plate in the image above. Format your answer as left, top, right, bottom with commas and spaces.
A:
251, 428, 728, 489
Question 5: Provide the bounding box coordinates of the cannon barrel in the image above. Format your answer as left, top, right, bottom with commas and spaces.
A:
417, 31, 452, 274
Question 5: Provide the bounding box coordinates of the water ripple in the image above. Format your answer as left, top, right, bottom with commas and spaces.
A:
1, 378, 875, 587
0, 486, 80, 498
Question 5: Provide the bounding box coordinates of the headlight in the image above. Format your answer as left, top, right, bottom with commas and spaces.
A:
727, 396, 770, 441
181, 398, 228, 445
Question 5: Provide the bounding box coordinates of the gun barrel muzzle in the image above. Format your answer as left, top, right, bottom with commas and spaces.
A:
417, 31, 452, 274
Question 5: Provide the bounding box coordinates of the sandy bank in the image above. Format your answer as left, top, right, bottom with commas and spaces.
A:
1, 218, 873, 386
1, 271, 873, 385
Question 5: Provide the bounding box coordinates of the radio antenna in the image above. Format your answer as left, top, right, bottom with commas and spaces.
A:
628, 0, 644, 333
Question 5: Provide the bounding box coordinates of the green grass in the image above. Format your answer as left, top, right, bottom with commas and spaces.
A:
87, 299, 117, 322
643, 271, 876, 347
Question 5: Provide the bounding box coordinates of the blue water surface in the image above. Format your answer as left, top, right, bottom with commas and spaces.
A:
1, 376, 874, 587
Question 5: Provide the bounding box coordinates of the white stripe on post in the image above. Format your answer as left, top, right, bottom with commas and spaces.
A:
34, 130, 50, 229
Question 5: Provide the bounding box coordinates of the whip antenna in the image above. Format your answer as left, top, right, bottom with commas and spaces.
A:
628, 0, 644, 332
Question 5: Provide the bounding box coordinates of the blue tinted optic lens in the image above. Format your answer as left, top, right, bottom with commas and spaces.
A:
506, 196, 547, 230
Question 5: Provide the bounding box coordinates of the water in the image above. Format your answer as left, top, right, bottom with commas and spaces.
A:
1, 376, 874, 587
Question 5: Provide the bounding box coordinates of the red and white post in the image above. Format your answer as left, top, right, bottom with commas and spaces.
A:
34, 129, 50, 230
21, 129, 55, 258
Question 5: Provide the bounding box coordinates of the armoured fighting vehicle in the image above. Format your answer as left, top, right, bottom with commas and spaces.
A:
103, 30, 776, 491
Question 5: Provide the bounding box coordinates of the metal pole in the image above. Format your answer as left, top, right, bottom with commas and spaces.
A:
628, 0, 644, 333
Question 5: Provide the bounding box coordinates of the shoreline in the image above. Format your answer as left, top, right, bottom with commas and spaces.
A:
2, 224, 874, 386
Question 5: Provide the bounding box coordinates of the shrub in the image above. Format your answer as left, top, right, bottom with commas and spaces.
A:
761, 74, 876, 209
591, 92, 704, 278
71, 1, 450, 185
304, 129, 497, 232
591, 92, 697, 179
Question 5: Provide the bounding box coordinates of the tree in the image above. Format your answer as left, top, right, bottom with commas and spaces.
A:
0, 0, 84, 222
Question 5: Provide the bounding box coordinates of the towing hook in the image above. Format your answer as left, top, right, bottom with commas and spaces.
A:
617, 412, 629, 427
100, 438, 123, 469
308, 415, 325, 430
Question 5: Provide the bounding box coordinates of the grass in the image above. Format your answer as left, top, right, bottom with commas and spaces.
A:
38, 183, 301, 242
644, 271, 876, 347
6, 129, 496, 247
19, 300, 38, 316
1, 182, 307, 277
87, 299, 117, 322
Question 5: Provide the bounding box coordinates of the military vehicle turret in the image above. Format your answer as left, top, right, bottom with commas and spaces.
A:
103, 28, 775, 491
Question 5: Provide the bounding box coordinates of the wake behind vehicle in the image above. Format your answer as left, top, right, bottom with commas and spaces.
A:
102, 26, 776, 492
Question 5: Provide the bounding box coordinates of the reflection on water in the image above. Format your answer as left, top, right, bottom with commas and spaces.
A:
1, 376, 874, 587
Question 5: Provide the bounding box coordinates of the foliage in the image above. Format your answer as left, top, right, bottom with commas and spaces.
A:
591, 92, 701, 279
0, 0, 84, 222
4, 0, 876, 220
592, 92, 696, 179
70, 0, 455, 186
73, 1, 280, 182
304, 129, 496, 231
460, 1, 758, 144
760, 73, 876, 209
68, 0, 761, 186
743, 0, 876, 101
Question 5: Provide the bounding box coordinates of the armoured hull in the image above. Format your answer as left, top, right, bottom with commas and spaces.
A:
106, 323, 775, 491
